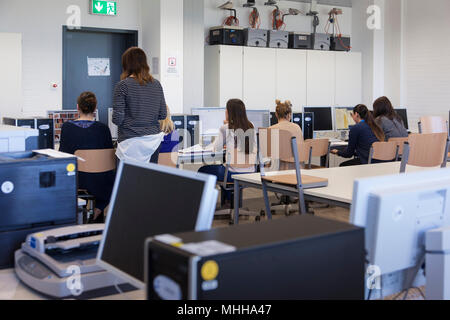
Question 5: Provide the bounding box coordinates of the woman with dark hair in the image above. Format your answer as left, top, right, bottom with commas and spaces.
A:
60, 92, 115, 223
331, 104, 385, 166
373, 96, 408, 141
113, 47, 167, 163
198, 99, 257, 198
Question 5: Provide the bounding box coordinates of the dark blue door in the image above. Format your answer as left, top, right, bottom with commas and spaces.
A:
63, 27, 138, 124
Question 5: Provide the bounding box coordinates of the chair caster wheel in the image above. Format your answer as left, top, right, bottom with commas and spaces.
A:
229, 221, 234, 226
255, 216, 261, 222
260, 210, 266, 217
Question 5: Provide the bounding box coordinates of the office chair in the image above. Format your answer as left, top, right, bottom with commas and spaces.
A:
74, 149, 116, 224
215, 148, 262, 224
400, 133, 449, 173
388, 137, 409, 161
368, 141, 399, 164
418, 116, 448, 135
158, 152, 179, 168
305, 138, 331, 169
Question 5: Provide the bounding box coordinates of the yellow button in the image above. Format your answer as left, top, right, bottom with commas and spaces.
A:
67, 163, 76, 172
201, 260, 219, 281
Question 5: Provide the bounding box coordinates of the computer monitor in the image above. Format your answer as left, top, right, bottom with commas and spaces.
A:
351, 168, 450, 297
303, 107, 333, 132
247, 110, 270, 129
97, 161, 218, 288
335, 107, 356, 130
395, 108, 409, 130
191, 108, 226, 136
270, 112, 278, 126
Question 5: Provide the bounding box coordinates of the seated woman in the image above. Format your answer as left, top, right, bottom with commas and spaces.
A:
373, 96, 408, 141
59, 92, 115, 223
198, 99, 257, 200
331, 104, 385, 166
159, 106, 180, 154
270, 100, 303, 170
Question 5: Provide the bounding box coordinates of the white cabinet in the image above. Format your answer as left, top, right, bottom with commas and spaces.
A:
243, 47, 277, 110
204, 45, 243, 108
335, 52, 362, 106
204, 46, 362, 112
306, 50, 336, 106
276, 49, 307, 113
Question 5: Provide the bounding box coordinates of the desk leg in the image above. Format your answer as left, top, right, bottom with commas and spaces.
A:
234, 180, 240, 225
261, 180, 273, 220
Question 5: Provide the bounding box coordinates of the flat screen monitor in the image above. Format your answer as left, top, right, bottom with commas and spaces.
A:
270, 112, 278, 126
97, 161, 218, 288
303, 107, 333, 132
335, 107, 356, 130
350, 168, 450, 298
395, 109, 409, 130
192, 108, 226, 136
247, 110, 270, 129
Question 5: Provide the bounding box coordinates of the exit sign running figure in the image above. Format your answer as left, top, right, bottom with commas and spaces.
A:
91, 0, 117, 16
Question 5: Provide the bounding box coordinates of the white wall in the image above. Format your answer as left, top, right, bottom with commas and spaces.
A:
0, 33, 22, 118
0, 0, 142, 117
402, 0, 450, 131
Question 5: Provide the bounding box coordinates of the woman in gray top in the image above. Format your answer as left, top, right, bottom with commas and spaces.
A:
373, 96, 408, 141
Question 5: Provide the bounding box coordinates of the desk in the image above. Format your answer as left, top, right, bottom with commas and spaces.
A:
0, 268, 145, 300
177, 151, 225, 167
232, 162, 434, 224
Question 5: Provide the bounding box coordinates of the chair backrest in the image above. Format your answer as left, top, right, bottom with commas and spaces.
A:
308, 139, 330, 157
158, 152, 179, 168
388, 137, 409, 156
75, 149, 116, 174
419, 116, 448, 134
259, 128, 310, 164
369, 141, 398, 163
403, 133, 448, 168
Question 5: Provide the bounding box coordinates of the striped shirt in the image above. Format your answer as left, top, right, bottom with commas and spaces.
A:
113, 77, 167, 143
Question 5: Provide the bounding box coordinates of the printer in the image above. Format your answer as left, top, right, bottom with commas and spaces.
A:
0, 151, 78, 268
0, 125, 39, 153
3, 117, 54, 149
209, 26, 244, 46
15, 225, 130, 298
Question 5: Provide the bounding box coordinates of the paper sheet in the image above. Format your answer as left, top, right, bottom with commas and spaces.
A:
87, 57, 111, 77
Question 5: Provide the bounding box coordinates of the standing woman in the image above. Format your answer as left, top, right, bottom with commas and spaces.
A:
331, 104, 385, 166
113, 47, 167, 163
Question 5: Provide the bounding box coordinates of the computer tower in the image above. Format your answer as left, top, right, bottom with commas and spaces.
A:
293, 113, 302, 129
244, 28, 268, 47
289, 33, 313, 49
209, 26, 244, 46
146, 215, 365, 300
330, 35, 351, 52
171, 115, 186, 149
268, 30, 289, 48
0, 152, 78, 268
3, 117, 54, 149
303, 112, 314, 140
186, 115, 200, 148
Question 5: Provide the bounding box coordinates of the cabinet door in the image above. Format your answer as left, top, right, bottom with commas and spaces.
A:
276, 49, 307, 113
243, 47, 277, 110
306, 51, 335, 106
335, 52, 362, 107
219, 45, 243, 107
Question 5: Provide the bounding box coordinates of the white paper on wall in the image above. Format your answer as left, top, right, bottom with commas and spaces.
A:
87, 57, 111, 77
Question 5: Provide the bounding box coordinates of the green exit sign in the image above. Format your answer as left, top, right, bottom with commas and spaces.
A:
91, 0, 117, 16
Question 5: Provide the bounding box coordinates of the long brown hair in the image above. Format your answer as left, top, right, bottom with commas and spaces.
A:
226, 99, 254, 154
120, 47, 154, 85
373, 96, 403, 124
353, 104, 385, 142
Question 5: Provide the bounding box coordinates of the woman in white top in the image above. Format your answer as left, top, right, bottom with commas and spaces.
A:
198, 99, 257, 199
